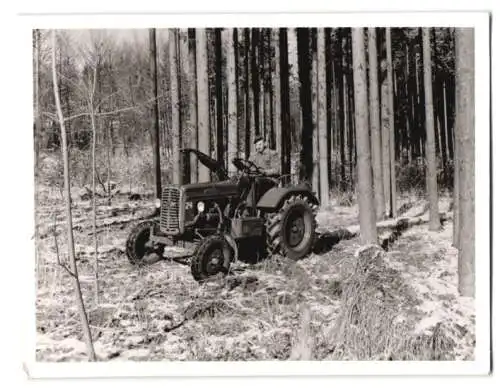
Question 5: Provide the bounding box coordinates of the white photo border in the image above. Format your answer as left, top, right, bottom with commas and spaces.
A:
17, 10, 491, 378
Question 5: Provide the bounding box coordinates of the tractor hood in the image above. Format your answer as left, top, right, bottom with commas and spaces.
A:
181, 148, 228, 181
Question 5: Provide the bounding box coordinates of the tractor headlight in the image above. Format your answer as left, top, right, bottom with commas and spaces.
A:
154, 198, 161, 209
197, 201, 205, 213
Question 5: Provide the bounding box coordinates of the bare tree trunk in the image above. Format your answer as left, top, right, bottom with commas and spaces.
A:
381, 78, 391, 217
225, 28, 238, 175
453, 132, 460, 248
386, 28, 397, 217
186, 29, 198, 183
169, 29, 181, 185
88, 61, 99, 306
317, 28, 329, 207
442, 81, 449, 163
352, 28, 378, 244
34, 29, 42, 171
311, 29, 320, 197
297, 28, 313, 185
214, 29, 224, 165
251, 29, 261, 139
272, 29, 282, 159
51, 30, 96, 361
149, 28, 162, 194
368, 28, 385, 220
336, 32, 346, 191
455, 28, 475, 297
196, 29, 211, 182
279, 28, 291, 184
422, 28, 441, 231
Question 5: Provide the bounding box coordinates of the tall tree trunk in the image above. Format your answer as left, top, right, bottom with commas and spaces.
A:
405, 42, 412, 163
442, 81, 449, 165
455, 28, 475, 297
422, 28, 440, 231
225, 28, 238, 175
386, 28, 397, 217
214, 29, 224, 165
317, 28, 329, 207
244, 28, 252, 158
186, 29, 198, 183
311, 29, 320, 197
90, 100, 99, 307
251, 29, 260, 138
149, 29, 162, 194
336, 33, 346, 191
33, 29, 41, 171
279, 28, 291, 184
351, 28, 377, 244
88, 58, 100, 307
272, 29, 282, 159
259, 30, 266, 140
297, 28, 313, 185
368, 28, 385, 220
196, 29, 210, 182
51, 30, 96, 361
262, 30, 272, 144
325, 29, 334, 189
169, 29, 181, 185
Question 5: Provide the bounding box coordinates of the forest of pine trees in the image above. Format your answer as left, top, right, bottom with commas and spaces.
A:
35, 27, 474, 298
34, 28, 458, 194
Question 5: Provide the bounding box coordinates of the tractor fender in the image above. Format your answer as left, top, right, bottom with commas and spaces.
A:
256, 186, 319, 211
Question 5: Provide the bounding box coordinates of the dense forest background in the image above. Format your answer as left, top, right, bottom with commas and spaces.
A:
33, 28, 457, 206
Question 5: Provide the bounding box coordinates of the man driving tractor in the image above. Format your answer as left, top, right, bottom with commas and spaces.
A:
249, 136, 280, 177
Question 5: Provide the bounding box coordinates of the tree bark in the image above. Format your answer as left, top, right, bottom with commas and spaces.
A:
311, 29, 320, 197
225, 28, 238, 175
422, 28, 441, 231
386, 28, 397, 217
381, 78, 391, 217
244, 28, 252, 158
317, 28, 329, 207
51, 30, 96, 361
351, 27, 378, 244
214, 29, 224, 165
186, 29, 198, 183
455, 28, 475, 297
272, 29, 282, 159
34, 29, 41, 171
297, 28, 313, 185
279, 28, 291, 184
368, 28, 385, 220
251, 29, 260, 139
88, 62, 99, 307
336, 32, 346, 191
196, 29, 211, 182
149, 28, 162, 194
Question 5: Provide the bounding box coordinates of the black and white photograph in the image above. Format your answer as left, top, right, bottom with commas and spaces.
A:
13, 8, 491, 379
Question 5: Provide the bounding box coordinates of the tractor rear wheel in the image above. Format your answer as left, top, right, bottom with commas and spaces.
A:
265, 194, 318, 260
126, 221, 163, 265
190, 235, 233, 282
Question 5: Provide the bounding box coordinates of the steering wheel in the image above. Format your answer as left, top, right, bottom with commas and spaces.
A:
232, 158, 262, 175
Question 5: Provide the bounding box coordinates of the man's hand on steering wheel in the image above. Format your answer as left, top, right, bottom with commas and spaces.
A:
232, 158, 263, 175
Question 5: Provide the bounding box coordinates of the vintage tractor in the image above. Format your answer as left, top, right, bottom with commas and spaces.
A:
125, 148, 319, 282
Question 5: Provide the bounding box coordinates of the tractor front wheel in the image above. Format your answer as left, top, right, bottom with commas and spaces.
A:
265, 195, 318, 260
125, 221, 163, 265
190, 236, 233, 282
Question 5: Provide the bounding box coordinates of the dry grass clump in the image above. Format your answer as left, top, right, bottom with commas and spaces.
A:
326, 245, 457, 360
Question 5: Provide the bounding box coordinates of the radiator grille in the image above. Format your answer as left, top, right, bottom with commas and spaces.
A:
160, 186, 181, 234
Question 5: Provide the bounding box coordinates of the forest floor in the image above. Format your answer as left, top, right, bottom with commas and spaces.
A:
34, 186, 475, 362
